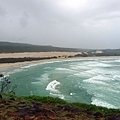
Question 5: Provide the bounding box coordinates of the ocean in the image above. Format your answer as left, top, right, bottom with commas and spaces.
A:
1, 57, 120, 109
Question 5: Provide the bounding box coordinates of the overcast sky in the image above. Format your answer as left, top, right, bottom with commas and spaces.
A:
0, 0, 120, 49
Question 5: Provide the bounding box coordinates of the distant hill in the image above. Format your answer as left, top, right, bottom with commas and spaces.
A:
0, 41, 83, 53
0, 41, 120, 56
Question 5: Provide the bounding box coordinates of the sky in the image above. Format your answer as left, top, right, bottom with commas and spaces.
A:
0, 0, 120, 49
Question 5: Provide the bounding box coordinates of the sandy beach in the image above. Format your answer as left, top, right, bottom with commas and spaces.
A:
0, 52, 120, 71
0, 52, 81, 70
0, 52, 81, 58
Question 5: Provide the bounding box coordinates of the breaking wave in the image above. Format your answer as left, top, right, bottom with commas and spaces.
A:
91, 99, 117, 109
2, 57, 120, 109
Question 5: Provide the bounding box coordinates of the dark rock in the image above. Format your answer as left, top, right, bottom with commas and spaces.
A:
105, 114, 120, 120
83, 109, 93, 115
18, 101, 26, 104
65, 113, 75, 118
63, 105, 72, 111
71, 108, 80, 113
0, 94, 2, 99
8, 111, 26, 117
52, 107, 61, 112
9, 98, 15, 101
8, 107, 32, 117
43, 109, 55, 119
94, 112, 103, 118
5, 103, 10, 106
33, 103, 42, 111
0, 100, 6, 104
0, 74, 4, 77
55, 106, 64, 111
0, 104, 4, 108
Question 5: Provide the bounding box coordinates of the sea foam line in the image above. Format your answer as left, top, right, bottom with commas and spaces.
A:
21, 64, 38, 68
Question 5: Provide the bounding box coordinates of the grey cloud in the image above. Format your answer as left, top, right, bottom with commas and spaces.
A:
20, 12, 29, 28
0, 0, 120, 49
0, 6, 7, 16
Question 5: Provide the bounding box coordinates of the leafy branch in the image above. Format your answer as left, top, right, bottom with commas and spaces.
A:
0, 74, 18, 95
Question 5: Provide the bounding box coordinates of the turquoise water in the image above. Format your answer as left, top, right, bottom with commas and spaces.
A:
1, 58, 120, 109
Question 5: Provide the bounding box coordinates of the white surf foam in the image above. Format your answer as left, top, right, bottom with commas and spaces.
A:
69, 92, 76, 96
41, 73, 49, 80
113, 75, 120, 80
85, 69, 103, 75
105, 88, 120, 93
0, 75, 13, 84
55, 68, 70, 71
84, 79, 107, 85
21, 61, 61, 69
21, 66, 31, 68
88, 63, 111, 67
50, 93, 65, 99
0, 76, 5, 81
55, 68, 75, 73
69, 65, 89, 70
44, 67, 51, 69
21, 64, 38, 69
46, 80, 61, 93
74, 69, 102, 78
39, 60, 61, 65
6, 69, 23, 75
92, 99, 117, 109
31, 81, 41, 85
30, 91, 33, 95
113, 59, 120, 62
74, 72, 94, 78
31, 73, 49, 85
83, 75, 110, 85
84, 68, 119, 76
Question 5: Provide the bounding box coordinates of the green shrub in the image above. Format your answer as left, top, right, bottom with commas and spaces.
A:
22, 95, 67, 104
0, 74, 18, 94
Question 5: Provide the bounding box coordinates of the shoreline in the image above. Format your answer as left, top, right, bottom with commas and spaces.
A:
0, 52, 79, 71
0, 56, 120, 71
0, 52, 120, 71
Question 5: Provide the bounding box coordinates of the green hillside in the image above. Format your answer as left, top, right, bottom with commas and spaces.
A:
0, 41, 82, 53
0, 41, 120, 56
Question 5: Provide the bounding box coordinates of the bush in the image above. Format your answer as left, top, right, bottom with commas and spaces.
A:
0, 74, 18, 95
22, 95, 67, 104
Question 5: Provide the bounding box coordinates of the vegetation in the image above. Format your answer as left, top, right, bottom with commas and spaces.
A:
0, 94, 120, 119
0, 41, 82, 53
0, 74, 120, 119
0, 41, 120, 119
20, 95, 120, 114
74, 50, 120, 57
0, 74, 17, 97
1, 42, 120, 57
0, 57, 57, 63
